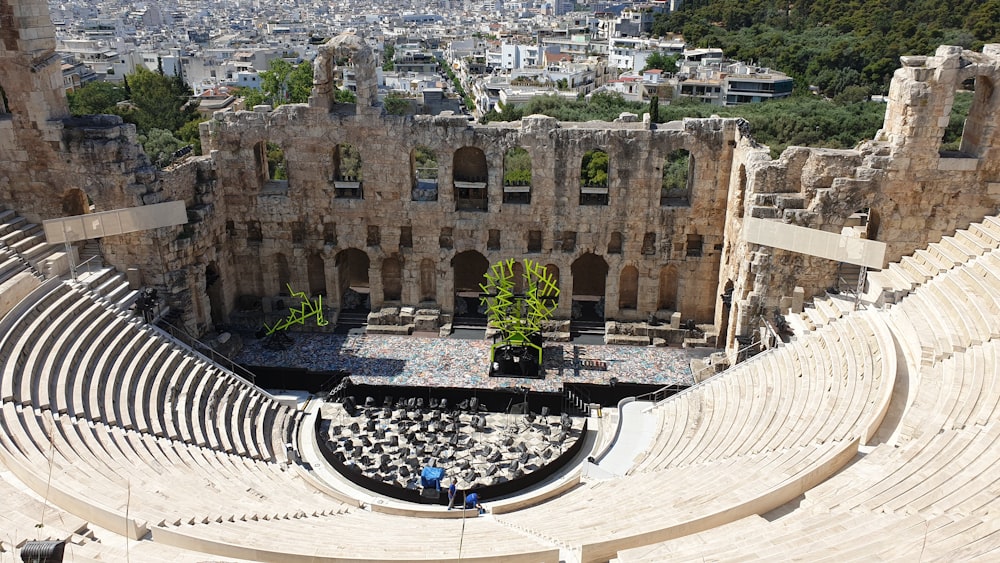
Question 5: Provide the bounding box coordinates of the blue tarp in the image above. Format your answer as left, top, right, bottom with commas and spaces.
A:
421, 466, 445, 490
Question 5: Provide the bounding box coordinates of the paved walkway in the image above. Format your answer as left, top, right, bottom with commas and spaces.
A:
595, 400, 657, 476
237, 333, 714, 392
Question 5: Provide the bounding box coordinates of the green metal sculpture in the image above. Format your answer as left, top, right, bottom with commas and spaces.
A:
480, 259, 559, 377
264, 284, 329, 335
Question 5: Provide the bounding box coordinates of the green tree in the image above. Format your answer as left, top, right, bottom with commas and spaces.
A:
642, 53, 679, 72
383, 44, 396, 71
122, 66, 198, 133
383, 92, 410, 115
503, 147, 532, 185
67, 81, 128, 116
240, 59, 314, 108
649, 95, 660, 123
138, 128, 187, 168
581, 150, 609, 186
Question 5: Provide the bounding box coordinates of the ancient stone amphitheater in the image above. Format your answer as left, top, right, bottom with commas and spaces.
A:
2, 0, 1000, 560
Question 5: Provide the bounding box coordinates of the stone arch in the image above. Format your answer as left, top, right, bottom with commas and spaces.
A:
308, 252, 326, 296
275, 253, 291, 294
382, 256, 402, 301
419, 258, 436, 302
571, 253, 608, 321
580, 149, 609, 206
960, 75, 996, 156
411, 145, 439, 201
658, 264, 678, 311
206, 262, 225, 327
452, 250, 489, 320
454, 147, 488, 212
332, 143, 363, 199
503, 146, 531, 204
572, 253, 608, 297
619, 265, 639, 310
61, 188, 89, 216
312, 33, 378, 113
661, 148, 692, 206
335, 248, 371, 311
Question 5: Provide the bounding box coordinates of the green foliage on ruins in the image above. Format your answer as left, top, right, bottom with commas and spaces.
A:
413, 147, 438, 180
652, 0, 1000, 97
239, 59, 314, 108
383, 92, 410, 115
68, 67, 204, 167
482, 92, 647, 123
485, 92, 885, 158
138, 128, 188, 168
581, 149, 609, 186
662, 149, 690, 194
503, 147, 532, 185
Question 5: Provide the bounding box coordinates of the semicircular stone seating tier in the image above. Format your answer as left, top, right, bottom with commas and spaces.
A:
605, 215, 1000, 562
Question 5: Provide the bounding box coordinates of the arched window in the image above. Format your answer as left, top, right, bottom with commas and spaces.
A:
411, 145, 438, 201
258, 141, 288, 192
503, 147, 531, 204
661, 149, 692, 206
580, 149, 609, 205
332, 143, 363, 199
454, 147, 488, 212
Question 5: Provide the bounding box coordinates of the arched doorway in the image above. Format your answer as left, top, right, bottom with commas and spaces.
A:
61, 188, 90, 216
206, 262, 225, 327
571, 253, 608, 324
382, 256, 402, 302
335, 248, 371, 313
452, 250, 489, 325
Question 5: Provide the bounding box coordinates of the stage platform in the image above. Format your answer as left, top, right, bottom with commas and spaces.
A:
236, 332, 715, 393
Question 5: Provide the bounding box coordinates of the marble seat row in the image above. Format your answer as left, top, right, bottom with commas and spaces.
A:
632, 311, 891, 473
153, 506, 559, 563
0, 275, 290, 462
496, 439, 857, 561
0, 401, 343, 531
601, 228, 1000, 560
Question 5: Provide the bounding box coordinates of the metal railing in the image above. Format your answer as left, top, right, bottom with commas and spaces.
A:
156, 318, 258, 385
635, 339, 764, 407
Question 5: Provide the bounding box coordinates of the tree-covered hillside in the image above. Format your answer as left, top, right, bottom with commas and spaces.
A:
654, 0, 1000, 96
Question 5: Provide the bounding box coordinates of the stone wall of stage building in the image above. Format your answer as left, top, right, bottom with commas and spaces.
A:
200, 105, 739, 327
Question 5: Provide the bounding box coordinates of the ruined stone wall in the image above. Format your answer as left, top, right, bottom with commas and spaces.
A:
201, 105, 737, 327
719, 44, 1000, 353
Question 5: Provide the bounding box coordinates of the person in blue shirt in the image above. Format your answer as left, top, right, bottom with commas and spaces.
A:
447, 481, 457, 510
465, 492, 482, 513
